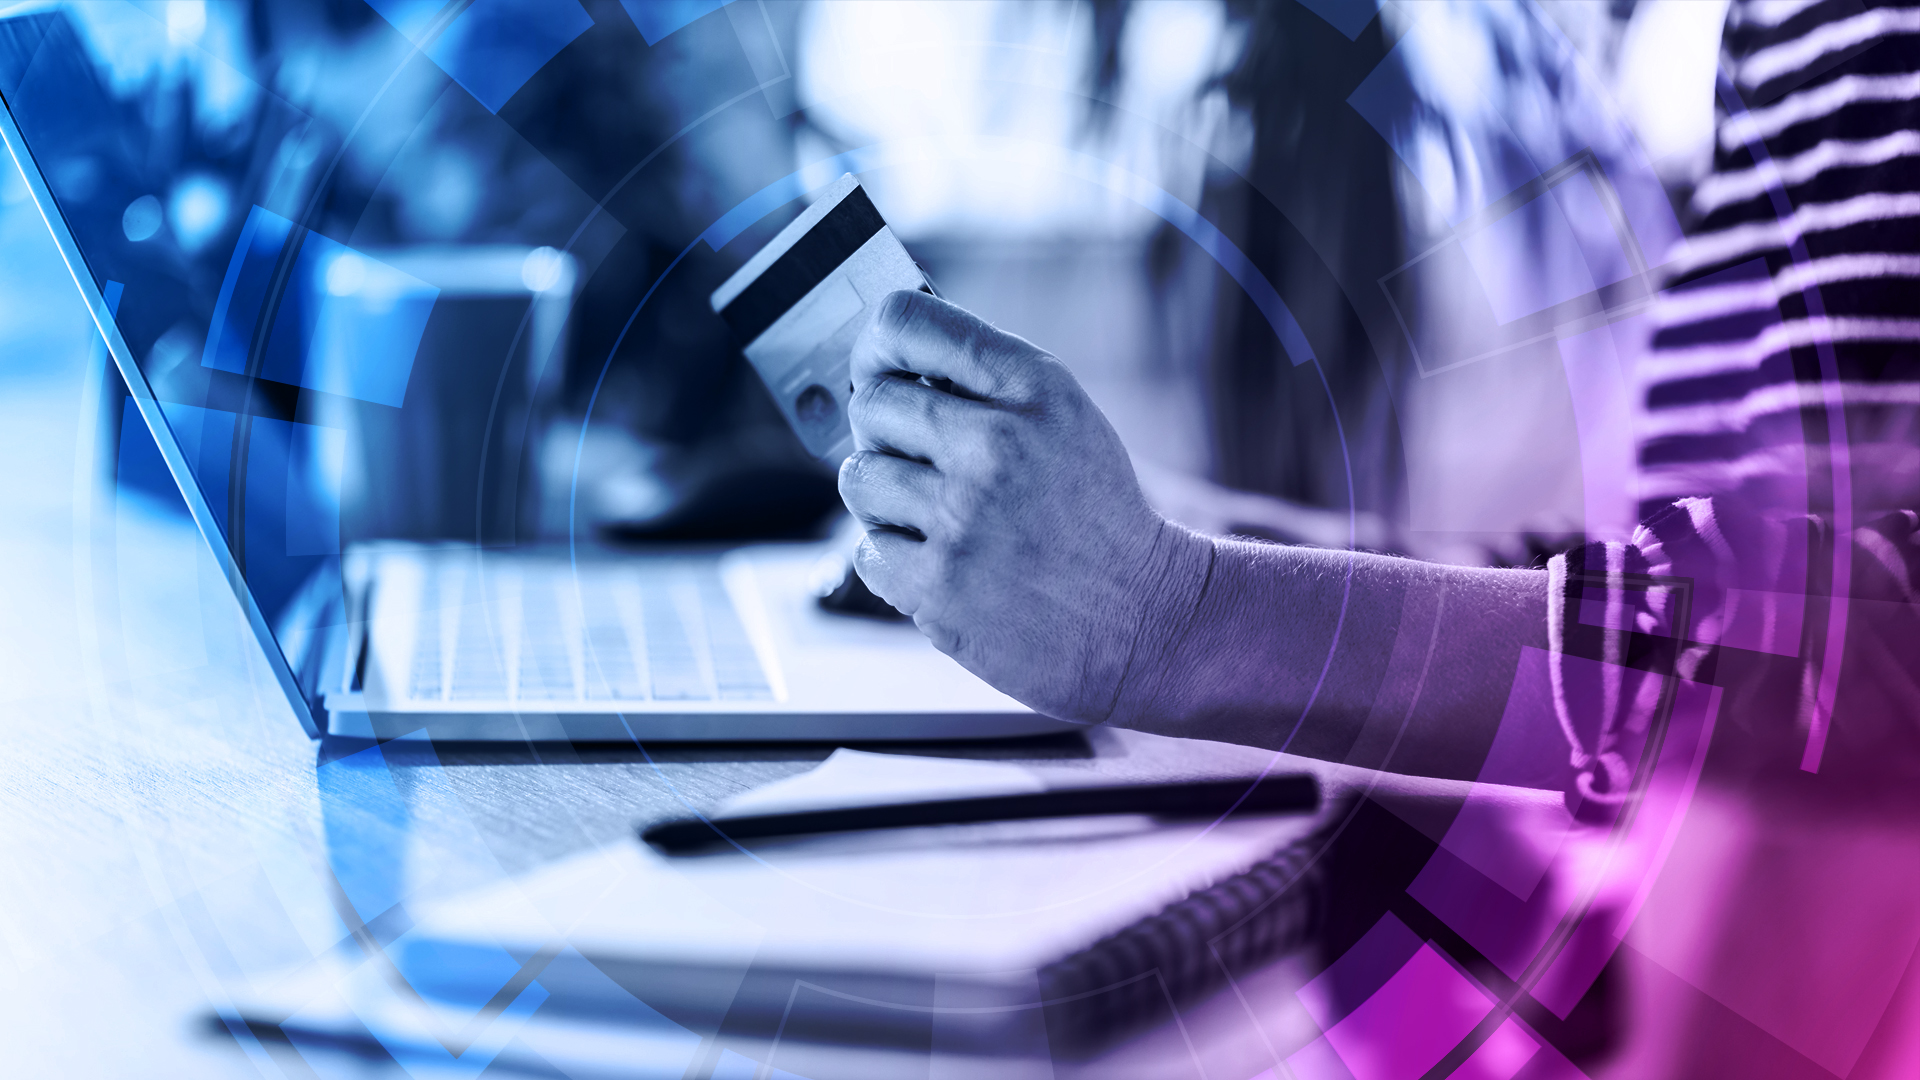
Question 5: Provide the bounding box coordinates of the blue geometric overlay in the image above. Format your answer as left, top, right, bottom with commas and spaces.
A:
1347, 27, 1542, 226
202, 203, 295, 375
1294, 0, 1382, 42
370, 0, 594, 114
623, 0, 730, 46
245, 416, 344, 562
117, 396, 185, 513
158, 400, 237, 530
318, 742, 414, 925
202, 205, 438, 408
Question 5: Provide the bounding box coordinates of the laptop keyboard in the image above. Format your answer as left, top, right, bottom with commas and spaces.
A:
404, 557, 773, 704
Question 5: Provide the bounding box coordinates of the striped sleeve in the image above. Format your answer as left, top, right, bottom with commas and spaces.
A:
1548, 0, 1920, 802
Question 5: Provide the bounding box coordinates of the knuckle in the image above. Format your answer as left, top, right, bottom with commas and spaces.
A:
938, 476, 992, 547
986, 413, 1020, 445
853, 533, 889, 578
849, 378, 904, 438
1025, 363, 1060, 402
967, 415, 1022, 480
854, 374, 943, 441
875, 289, 924, 337
970, 332, 1039, 397
906, 383, 942, 428
933, 483, 971, 535
849, 373, 887, 416
837, 450, 873, 494
922, 619, 964, 660
923, 542, 954, 587
933, 468, 975, 518
851, 540, 891, 595
856, 535, 920, 616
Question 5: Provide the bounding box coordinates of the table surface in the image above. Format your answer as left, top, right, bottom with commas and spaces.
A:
0, 179, 1441, 1079
0, 452, 1345, 1078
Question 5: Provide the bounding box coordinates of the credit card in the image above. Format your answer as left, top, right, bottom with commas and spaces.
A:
709, 174, 934, 461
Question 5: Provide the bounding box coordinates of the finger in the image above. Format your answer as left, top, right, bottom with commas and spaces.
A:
852, 528, 931, 616
851, 289, 1045, 403
847, 369, 986, 462
838, 451, 939, 537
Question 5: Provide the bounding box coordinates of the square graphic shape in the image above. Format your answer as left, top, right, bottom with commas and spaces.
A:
202, 205, 439, 407
202, 204, 296, 376
1297, 0, 1383, 41
1379, 153, 1655, 376
363, 0, 446, 41
281, 420, 345, 557
317, 742, 414, 925
298, 237, 439, 408
1318, 944, 1495, 1080
428, 0, 593, 114
624, 0, 730, 46
156, 399, 238, 535
1460, 1017, 1542, 1079
1300, 913, 1427, 1033
1458, 170, 1632, 326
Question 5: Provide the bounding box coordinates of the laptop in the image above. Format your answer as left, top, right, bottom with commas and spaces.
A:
0, 7, 1061, 743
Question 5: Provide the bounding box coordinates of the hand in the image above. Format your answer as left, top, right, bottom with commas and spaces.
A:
837, 290, 1212, 724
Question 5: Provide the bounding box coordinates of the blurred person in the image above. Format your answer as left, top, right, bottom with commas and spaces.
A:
1141, 0, 1664, 564
837, 0, 1920, 1073
1164, 0, 1411, 550
499, 0, 846, 539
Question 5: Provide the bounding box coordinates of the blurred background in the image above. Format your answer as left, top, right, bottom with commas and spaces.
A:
4, 0, 1729, 574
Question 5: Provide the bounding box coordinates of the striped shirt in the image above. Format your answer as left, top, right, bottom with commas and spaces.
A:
1548, 0, 1920, 809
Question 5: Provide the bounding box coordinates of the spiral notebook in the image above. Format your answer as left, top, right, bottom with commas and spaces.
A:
239, 752, 1330, 1070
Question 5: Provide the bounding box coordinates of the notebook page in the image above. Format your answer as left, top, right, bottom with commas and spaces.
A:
415, 751, 1319, 976
715, 748, 1047, 815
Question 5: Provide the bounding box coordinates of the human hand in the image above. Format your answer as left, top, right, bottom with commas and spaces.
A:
837, 290, 1212, 724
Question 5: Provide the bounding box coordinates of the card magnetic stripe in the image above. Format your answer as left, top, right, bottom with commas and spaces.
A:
718, 185, 886, 344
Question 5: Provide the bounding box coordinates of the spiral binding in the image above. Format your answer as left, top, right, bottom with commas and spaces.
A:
1036, 817, 1330, 1050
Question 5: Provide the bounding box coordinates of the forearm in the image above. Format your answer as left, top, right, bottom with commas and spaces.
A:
838, 291, 1566, 788
1114, 531, 1565, 787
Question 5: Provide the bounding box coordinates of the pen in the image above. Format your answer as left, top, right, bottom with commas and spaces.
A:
639, 774, 1319, 855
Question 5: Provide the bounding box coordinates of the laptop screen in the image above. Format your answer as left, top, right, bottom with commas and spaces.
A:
0, 3, 802, 729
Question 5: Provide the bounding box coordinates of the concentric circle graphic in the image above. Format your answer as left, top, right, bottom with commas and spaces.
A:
2, 2, 1911, 1078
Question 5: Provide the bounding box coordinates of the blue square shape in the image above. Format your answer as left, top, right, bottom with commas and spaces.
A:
429, 0, 594, 113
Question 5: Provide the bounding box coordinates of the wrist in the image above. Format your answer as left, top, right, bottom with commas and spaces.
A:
1103, 519, 1216, 726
